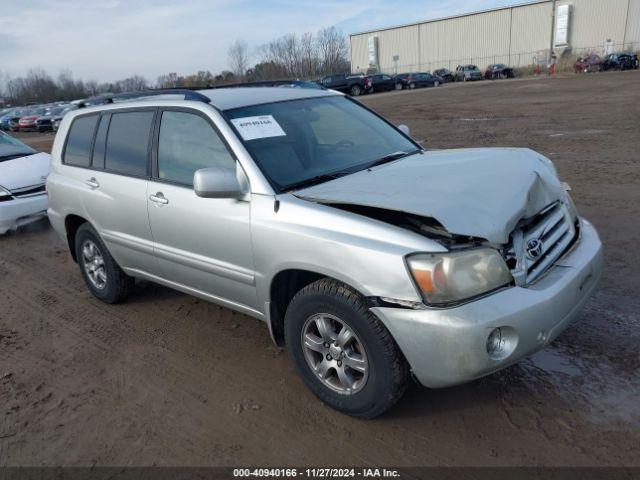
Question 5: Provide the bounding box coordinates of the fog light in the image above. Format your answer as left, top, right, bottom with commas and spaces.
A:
486, 328, 504, 357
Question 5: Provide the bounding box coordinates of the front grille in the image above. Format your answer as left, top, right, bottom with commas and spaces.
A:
508, 202, 577, 285
11, 183, 46, 198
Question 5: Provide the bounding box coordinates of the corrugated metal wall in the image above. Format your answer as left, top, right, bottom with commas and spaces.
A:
350, 0, 638, 74
625, 0, 640, 44
562, 0, 628, 49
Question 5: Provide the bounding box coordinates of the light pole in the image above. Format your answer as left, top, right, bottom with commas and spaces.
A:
549, 0, 557, 60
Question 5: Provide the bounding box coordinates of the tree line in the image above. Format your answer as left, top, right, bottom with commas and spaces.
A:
0, 26, 349, 106
158, 27, 350, 88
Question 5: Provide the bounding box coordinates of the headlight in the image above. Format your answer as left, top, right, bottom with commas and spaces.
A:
407, 248, 513, 306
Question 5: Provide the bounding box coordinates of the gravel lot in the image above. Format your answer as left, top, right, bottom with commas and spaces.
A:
1, 71, 639, 467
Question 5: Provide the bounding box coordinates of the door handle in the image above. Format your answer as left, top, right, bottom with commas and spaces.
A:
85, 177, 99, 189
149, 192, 169, 205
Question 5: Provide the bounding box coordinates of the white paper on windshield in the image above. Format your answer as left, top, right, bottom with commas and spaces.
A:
231, 115, 286, 141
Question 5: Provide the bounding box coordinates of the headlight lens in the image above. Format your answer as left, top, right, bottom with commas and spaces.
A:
407, 249, 513, 306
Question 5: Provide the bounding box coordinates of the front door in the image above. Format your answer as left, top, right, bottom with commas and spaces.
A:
146, 108, 257, 312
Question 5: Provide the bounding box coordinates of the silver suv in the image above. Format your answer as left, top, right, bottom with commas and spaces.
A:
47, 87, 603, 418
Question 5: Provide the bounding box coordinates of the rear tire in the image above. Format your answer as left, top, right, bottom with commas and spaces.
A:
349, 85, 362, 96
75, 223, 134, 304
409, 83, 416, 90
284, 278, 410, 419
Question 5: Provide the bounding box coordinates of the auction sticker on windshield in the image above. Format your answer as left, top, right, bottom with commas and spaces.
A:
231, 115, 286, 141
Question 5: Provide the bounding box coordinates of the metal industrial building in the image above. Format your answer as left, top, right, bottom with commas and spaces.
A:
350, 0, 640, 74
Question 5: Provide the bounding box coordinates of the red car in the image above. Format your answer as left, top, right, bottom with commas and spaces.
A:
574, 54, 603, 73
17, 107, 47, 131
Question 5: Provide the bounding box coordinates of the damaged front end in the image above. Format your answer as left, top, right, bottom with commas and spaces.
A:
324, 203, 485, 250
315, 196, 581, 303
502, 199, 580, 286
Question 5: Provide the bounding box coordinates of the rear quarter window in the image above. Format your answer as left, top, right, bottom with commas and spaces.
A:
63, 115, 99, 167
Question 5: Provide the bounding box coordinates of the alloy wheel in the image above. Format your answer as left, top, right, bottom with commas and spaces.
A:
301, 313, 369, 395
82, 239, 107, 290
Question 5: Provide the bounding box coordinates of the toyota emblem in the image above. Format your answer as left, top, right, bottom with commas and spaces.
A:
526, 239, 543, 260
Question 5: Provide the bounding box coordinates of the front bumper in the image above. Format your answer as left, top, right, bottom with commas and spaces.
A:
372, 218, 603, 388
0, 194, 49, 234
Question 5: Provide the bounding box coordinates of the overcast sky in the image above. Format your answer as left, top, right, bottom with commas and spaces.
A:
1, 0, 526, 83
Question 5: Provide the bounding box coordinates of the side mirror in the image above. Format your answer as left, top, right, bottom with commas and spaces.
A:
397, 124, 411, 136
194, 166, 246, 199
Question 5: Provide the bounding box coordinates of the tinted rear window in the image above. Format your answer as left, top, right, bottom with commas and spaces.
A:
105, 111, 154, 176
64, 115, 99, 167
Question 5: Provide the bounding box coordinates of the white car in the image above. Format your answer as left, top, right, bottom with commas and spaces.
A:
0, 131, 50, 234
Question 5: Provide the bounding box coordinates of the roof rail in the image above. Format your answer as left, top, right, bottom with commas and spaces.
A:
212, 79, 324, 89
77, 89, 211, 108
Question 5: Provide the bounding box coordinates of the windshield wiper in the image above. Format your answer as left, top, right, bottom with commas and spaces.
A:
282, 171, 350, 192
366, 149, 421, 169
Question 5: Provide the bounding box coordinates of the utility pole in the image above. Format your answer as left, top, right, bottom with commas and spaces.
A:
549, 0, 557, 60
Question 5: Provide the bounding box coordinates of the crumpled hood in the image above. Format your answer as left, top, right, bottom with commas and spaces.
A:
0, 152, 51, 191
296, 148, 565, 245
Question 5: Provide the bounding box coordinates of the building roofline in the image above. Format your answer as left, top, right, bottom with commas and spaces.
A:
349, 0, 550, 37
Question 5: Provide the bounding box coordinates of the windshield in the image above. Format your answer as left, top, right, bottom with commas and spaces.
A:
0, 131, 37, 160
224, 96, 419, 192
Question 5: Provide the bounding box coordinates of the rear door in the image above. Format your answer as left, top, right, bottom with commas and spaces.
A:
146, 108, 257, 311
69, 109, 156, 273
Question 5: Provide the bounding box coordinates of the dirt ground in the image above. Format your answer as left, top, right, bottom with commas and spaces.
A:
1, 71, 639, 467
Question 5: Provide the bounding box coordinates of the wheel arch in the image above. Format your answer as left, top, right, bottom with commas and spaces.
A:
64, 214, 89, 262
267, 268, 369, 347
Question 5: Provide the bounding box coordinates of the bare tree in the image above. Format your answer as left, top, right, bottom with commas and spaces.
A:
257, 27, 349, 79
317, 27, 350, 75
228, 39, 250, 80
299, 32, 320, 78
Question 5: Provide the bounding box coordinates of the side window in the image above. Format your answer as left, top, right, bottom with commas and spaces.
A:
63, 115, 99, 167
157, 111, 235, 186
91, 115, 110, 169
105, 111, 154, 176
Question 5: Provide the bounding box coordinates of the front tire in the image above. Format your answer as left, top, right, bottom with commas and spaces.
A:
349, 85, 362, 96
409, 82, 416, 90
75, 223, 134, 304
284, 278, 410, 419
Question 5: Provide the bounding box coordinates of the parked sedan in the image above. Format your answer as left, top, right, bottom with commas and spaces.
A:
602, 52, 639, 71
0, 131, 50, 234
405, 72, 441, 89
454, 65, 483, 82
36, 105, 69, 132
5, 108, 31, 132
369, 74, 396, 93
433, 68, 454, 83
18, 107, 47, 132
574, 55, 603, 73
485, 63, 515, 79
0, 109, 18, 131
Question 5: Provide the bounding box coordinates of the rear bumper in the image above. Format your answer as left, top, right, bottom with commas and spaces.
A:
0, 194, 49, 234
372, 218, 603, 388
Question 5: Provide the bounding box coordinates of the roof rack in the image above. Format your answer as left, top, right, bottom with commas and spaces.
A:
212, 79, 324, 89
77, 89, 211, 108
